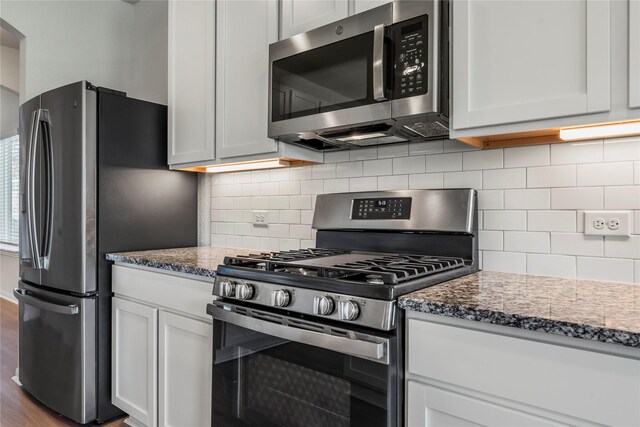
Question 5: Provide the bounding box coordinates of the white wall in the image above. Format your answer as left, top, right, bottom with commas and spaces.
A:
0, 0, 167, 105
1, 86, 18, 139
205, 137, 640, 284
0, 45, 19, 93
0, 251, 18, 302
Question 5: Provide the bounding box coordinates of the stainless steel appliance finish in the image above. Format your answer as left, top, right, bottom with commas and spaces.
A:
16, 81, 198, 424
268, 0, 449, 151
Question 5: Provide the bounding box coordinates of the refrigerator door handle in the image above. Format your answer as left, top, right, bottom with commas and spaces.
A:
40, 110, 53, 268
26, 110, 42, 269
13, 288, 79, 315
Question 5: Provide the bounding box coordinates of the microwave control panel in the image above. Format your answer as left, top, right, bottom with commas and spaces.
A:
351, 197, 412, 220
394, 15, 429, 99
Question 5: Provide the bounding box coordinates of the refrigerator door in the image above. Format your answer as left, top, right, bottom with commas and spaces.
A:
15, 281, 97, 424
18, 95, 43, 286
39, 82, 97, 294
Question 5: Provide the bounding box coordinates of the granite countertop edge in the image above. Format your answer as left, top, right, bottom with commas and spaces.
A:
106, 253, 218, 277
398, 298, 640, 349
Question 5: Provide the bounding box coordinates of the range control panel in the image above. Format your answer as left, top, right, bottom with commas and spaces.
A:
394, 15, 428, 98
351, 197, 412, 220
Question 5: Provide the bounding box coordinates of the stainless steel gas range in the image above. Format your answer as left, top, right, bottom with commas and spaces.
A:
207, 189, 479, 427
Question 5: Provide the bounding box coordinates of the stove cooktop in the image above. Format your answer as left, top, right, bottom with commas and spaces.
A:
220, 248, 473, 300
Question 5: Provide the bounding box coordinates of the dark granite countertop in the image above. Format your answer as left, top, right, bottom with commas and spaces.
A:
399, 271, 640, 349
106, 246, 252, 278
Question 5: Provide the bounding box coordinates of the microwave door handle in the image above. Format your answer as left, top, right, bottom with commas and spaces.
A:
373, 23, 386, 102
26, 110, 42, 269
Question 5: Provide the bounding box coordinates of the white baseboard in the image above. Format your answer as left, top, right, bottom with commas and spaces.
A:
0, 292, 17, 304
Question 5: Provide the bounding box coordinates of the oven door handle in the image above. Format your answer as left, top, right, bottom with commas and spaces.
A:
207, 302, 389, 365
373, 23, 386, 102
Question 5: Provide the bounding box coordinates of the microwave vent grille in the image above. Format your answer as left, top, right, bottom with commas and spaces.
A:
403, 121, 449, 138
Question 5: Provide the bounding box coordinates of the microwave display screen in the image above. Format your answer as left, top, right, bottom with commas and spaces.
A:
272, 32, 376, 122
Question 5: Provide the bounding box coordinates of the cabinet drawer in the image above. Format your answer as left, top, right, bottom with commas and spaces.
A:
112, 265, 213, 320
408, 320, 640, 426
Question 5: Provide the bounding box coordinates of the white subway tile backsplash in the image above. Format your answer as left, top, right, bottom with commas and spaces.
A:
603, 137, 640, 161
577, 257, 634, 283
484, 210, 527, 231
528, 211, 576, 232
426, 153, 462, 172
504, 189, 550, 210
551, 233, 603, 256
527, 165, 576, 188
378, 143, 409, 158
323, 178, 349, 193
604, 235, 640, 259
504, 145, 550, 168
604, 186, 640, 209
349, 147, 377, 161
393, 156, 426, 174
409, 173, 443, 189
477, 190, 504, 210
527, 254, 576, 278
483, 168, 526, 189
551, 187, 603, 209
311, 164, 337, 180
349, 177, 378, 192
378, 175, 408, 190
479, 230, 503, 251
576, 162, 634, 186
409, 140, 444, 155
463, 149, 503, 170
363, 159, 392, 176
443, 171, 482, 188
336, 161, 363, 178
290, 195, 312, 210
205, 137, 634, 280
504, 231, 550, 253
483, 251, 527, 273
551, 141, 603, 165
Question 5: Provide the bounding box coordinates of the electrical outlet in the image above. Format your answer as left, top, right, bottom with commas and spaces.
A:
253, 210, 269, 227
584, 211, 631, 236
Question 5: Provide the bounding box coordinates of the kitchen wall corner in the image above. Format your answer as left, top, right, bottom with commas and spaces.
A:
198, 172, 211, 246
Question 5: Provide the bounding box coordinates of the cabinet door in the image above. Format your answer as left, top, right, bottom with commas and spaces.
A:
353, 0, 391, 15
112, 298, 158, 427
215, 0, 278, 159
407, 381, 562, 427
281, 0, 349, 39
159, 312, 212, 427
168, 0, 215, 165
630, 0, 640, 109
452, 0, 611, 129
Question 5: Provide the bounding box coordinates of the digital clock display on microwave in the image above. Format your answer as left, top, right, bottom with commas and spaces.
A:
351, 198, 412, 220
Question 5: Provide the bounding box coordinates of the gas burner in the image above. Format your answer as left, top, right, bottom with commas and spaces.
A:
366, 274, 384, 285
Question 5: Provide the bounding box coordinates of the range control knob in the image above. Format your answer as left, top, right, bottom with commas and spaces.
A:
271, 289, 290, 307
219, 281, 236, 297
313, 296, 335, 316
339, 300, 360, 321
235, 283, 254, 300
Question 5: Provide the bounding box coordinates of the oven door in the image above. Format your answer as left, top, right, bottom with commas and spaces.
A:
268, 4, 393, 140
207, 300, 401, 427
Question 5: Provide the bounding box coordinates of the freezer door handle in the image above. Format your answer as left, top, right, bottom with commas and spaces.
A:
13, 288, 79, 315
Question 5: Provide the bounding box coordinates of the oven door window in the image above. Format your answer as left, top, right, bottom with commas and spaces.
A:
213, 321, 394, 427
271, 32, 377, 122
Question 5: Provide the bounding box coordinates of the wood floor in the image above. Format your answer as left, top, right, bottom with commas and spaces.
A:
0, 298, 127, 427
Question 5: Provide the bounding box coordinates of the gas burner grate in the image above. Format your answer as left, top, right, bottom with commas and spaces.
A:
224, 249, 466, 285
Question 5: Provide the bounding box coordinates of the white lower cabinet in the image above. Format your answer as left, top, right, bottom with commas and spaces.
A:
112, 298, 158, 427
111, 265, 214, 427
159, 312, 212, 427
406, 317, 640, 427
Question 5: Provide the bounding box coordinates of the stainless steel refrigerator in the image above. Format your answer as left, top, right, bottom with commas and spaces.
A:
15, 81, 197, 424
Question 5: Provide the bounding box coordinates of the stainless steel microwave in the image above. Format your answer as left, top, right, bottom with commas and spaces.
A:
268, 0, 449, 151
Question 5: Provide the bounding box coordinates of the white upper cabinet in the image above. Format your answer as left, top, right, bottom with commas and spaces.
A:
281, 0, 349, 39
168, 0, 216, 165
353, 0, 391, 15
216, 0, 278, 159
452, 0, 611, 130
630, 0, 640, 109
